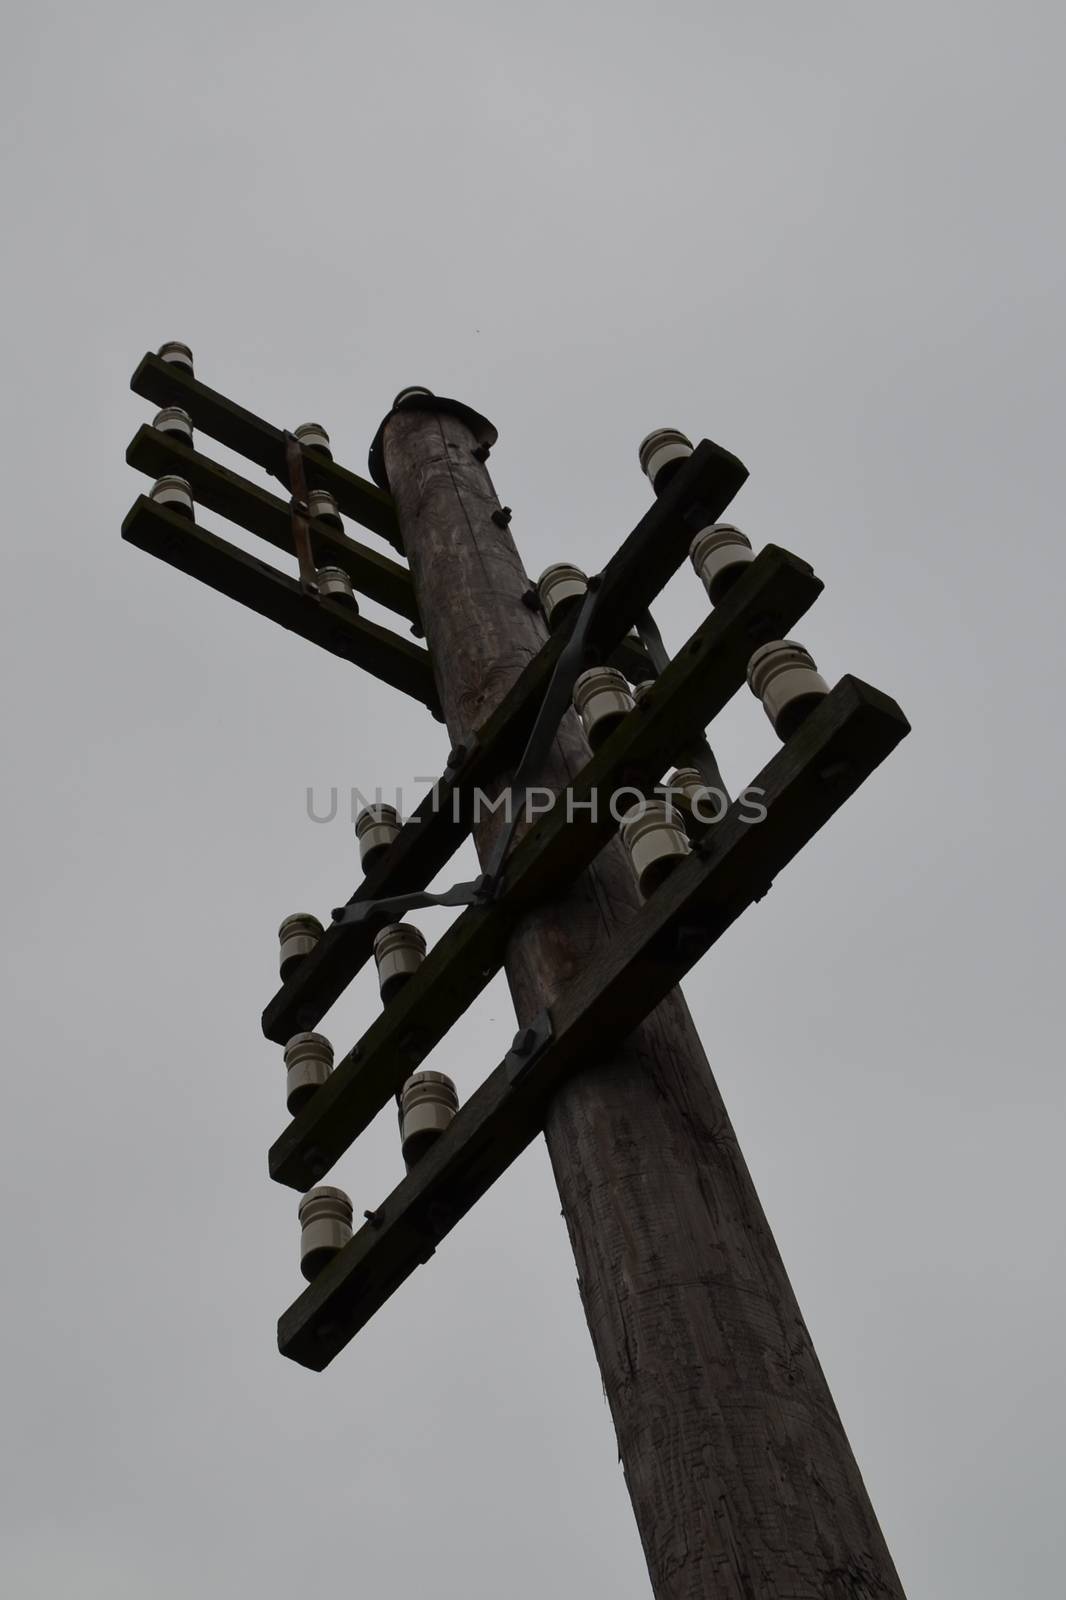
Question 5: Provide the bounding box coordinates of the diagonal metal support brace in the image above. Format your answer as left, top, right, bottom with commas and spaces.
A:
284, 433, 318, 593
482, 575, 604, 887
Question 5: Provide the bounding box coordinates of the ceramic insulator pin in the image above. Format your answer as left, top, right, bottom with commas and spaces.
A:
747, 639, 830, 740
620, 799, 693, 897
314, 566, 358, 608
665, 767, 725, 829
298, 1186, 353, 1281
399, 1071, 459, 1169
536, 563, 589, 629
157, 341, 194, 373
355, 804, 401, 874
638, 428, 693, 494
293, 422, 332, 457
572, 666, 635, 749
307, 487, 343, 530
278, 912, 324, 982
150, 475, 194, 517
284, 1031, 334, 1116
373, 922, 428, 1004
689, 524, 754, 605
152, 406, 194, 446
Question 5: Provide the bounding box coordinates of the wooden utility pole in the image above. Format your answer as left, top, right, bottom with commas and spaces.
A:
382, 406, 905, 1600
124, 349, 910, 1600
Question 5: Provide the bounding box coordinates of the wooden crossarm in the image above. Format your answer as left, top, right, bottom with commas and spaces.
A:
130, 353, 402, 549
127, 425, 419, 623
278, 675, 910, 1369
121, 497, 440, 713
261, 438, 752, 1043
267, 545, 823, 1188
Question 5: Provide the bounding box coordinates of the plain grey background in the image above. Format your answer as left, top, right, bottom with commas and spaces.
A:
2, 2, 1063, 1595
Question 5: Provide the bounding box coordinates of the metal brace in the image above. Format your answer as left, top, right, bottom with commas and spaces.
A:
504, 1009, 553, 1084
284, 432, 319, 594
334, 585, 696, 928
482, 574, 605, 890
331, 874, 493, 927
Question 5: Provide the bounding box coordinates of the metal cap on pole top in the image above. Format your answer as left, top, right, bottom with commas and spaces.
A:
367, 386, 498, 491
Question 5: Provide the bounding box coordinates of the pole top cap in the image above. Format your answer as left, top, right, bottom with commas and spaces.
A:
368, 391, 498, 491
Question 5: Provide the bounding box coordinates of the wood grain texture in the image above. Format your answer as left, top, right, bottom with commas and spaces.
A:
383, 407, 907, 1600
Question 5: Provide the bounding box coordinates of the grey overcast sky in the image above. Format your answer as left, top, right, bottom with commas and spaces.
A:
2, 2, 1063, 1595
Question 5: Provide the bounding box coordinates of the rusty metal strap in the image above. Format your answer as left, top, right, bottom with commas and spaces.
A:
284, 432, 318, 593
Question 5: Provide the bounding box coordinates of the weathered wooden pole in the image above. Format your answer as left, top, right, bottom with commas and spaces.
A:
382, 402, 905, 1600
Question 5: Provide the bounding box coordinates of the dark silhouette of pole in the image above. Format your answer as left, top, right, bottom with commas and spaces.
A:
381, 403, 906, 1600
